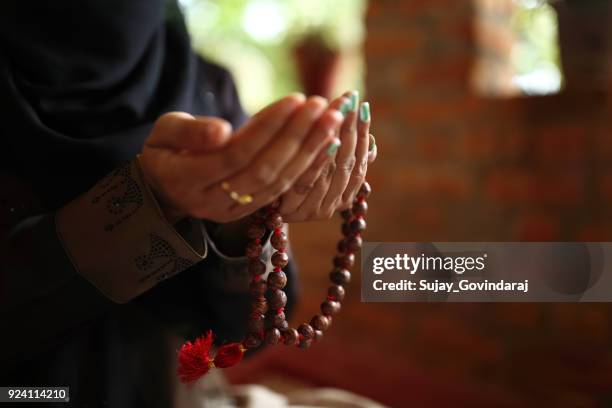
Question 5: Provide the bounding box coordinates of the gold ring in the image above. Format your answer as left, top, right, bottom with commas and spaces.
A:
221, 182, 253, 205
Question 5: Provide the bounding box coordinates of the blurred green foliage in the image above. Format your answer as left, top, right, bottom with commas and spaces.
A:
179, 0, 366, 112
511, 0, 562, 93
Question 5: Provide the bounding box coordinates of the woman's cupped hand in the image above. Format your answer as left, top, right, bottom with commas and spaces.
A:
139, 92, 376, 224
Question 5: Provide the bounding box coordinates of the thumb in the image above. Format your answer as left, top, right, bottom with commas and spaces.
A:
147, 112, 232, 152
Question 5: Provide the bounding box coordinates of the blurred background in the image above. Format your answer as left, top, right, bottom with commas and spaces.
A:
180, 0, 612, 406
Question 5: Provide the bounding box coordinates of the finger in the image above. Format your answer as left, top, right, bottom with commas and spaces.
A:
341, 101, 371, 205
320, 90, 360, 213
140, 113, 233, 210
148, 94, 307, 188
225, 92, 307, 160
288, 92, 355, 218
301, 95, 352, 181
146, 112, 233, 152
278, 136, 341, 215
279, 95, 350, 215
328, 95, 352, 114
259, 111, 343, 198
285, 160, 337, 222
221, 96, 330, 195
219, 106, 345, 218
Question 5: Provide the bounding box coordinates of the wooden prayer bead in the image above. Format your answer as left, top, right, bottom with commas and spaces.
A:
250, 280, 267, 297
357, 181, 371, 199
348, 235, 362, 252
246, 241, 263, 259
333, 253, 355, 269
247, 315, 264, 333
310, 314, 330, 331
244, 333, 262, 349
297, 323, 315, 340
328, 285, 345, 301
352, 200, 368, 216
266, 311, 287, 328
271, 251, 289, 268
276, 320, 289, 331
239, 181, 369, 369
267, 289, 287, 309
282, 328, 299, 346
247, 223, 266, 240
248, 259, 267, 276
340, 209, 352, 220
321, 300, 341, 316
337, 235, 362, 253
271, 230, 288, 250
266, 310, 284, 324
330, 269, 351, 285
337, 239, 348, 253
265, 211, 283, 230
251, 297, 268, 315
341, 221, 351, 236
349, 217, 366, 234
267, 271, 287, 290
177, 179, 371, 383
265, 328, 281, 345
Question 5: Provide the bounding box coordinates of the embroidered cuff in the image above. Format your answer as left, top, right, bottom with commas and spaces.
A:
56, 159, 206, 303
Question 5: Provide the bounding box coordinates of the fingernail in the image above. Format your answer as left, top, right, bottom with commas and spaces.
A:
339, 99, 352, 116
368, 133, 376, 152
326, 138, 341, 156
349, 90, 359, 112
360, 102, 371, 123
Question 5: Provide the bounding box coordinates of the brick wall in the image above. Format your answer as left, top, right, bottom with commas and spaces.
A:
364, 0, 612, 242
285, 0, 612, 405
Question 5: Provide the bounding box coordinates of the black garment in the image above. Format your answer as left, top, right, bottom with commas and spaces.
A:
0, 0, 237, 207
0, 2, 296, 407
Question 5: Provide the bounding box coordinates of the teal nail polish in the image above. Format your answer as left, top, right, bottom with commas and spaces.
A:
326, 140, 341, 156
360, 102, 371, 123
339, 100, 352, 116
349, 90, 359, 112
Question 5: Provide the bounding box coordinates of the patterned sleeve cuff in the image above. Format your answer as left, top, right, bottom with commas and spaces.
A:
55, 159, 207, 303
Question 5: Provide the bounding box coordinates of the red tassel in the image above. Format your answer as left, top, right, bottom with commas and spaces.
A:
177, 331, 214, 384
214, 342, 246, 368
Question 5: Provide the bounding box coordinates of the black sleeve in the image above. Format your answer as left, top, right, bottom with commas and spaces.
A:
0, 160, 207, 369
196, 57, 249, 129
0, 214, 112, 368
